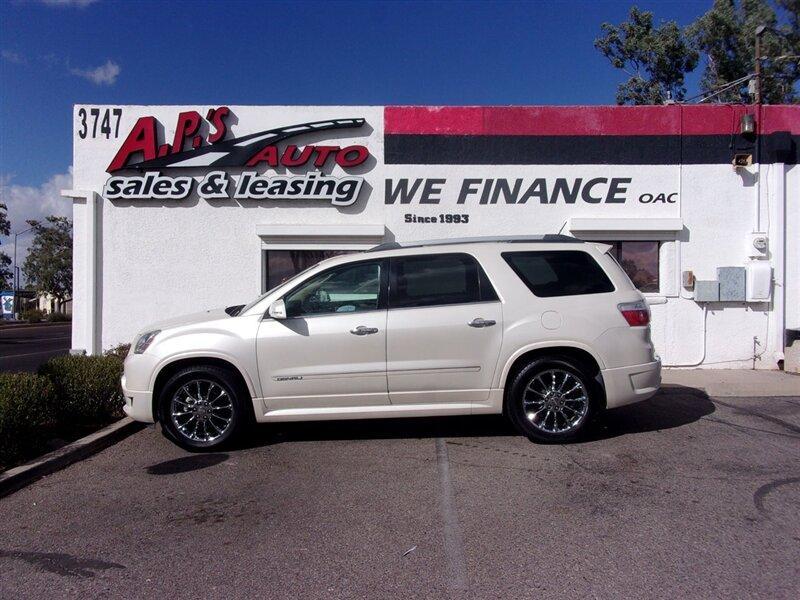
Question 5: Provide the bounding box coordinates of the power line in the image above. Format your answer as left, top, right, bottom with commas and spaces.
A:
682, 73, 755, 104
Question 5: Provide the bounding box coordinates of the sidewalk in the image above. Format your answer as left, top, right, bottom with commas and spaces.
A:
662, 368, 799, 397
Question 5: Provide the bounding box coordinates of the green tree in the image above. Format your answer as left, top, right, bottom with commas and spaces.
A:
0, 203, 11, 290
22, 216, 72, 302
595, 6, 699, 104
688, 0, 799, 103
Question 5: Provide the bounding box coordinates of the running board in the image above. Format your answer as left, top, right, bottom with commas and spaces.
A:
259, 403, 476, 422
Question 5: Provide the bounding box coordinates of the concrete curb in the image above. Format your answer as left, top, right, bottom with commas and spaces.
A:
0, 417, 145, 499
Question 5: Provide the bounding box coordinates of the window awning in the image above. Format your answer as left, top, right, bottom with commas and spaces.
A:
257, 224, 386, 250
568, 218, 684, 240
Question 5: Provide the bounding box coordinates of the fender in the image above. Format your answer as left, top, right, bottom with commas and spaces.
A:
149, 350, 261, 399
494, 340, 607, 390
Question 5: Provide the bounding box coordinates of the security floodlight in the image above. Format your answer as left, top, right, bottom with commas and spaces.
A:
740, 114, 756, 135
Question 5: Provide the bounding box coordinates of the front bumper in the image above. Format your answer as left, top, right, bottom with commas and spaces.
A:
601, 359, 661, 409
121, 373, 155, 423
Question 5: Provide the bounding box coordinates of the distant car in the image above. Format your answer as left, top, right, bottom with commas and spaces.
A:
122, 235, 661, 450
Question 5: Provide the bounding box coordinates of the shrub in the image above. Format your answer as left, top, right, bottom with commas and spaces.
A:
39, 354, 125, 423
0, 373, 56, 468
22, 308, 44, 323
46, 311, 71, 323
104, 343, 131, 360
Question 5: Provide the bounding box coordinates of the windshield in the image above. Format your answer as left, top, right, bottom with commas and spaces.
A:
238, 264, 317, 314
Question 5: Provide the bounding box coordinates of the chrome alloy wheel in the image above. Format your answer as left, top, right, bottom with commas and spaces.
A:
170, 379, 234, 443
522, 369, 589, 434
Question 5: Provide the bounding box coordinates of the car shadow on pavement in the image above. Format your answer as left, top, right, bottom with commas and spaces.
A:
235, 384, 715, 449
580, 384, 715, 443
146, 453, 230, 475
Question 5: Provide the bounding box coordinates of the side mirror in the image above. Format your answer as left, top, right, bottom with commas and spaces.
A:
268, 299, 287, 320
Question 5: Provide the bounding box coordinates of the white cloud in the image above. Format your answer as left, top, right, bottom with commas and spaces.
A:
1, 50, 27, 65
70, 59, 120, 86
0, 169, 73, 268
40, 53, 62, 67
37, 0, 100, 7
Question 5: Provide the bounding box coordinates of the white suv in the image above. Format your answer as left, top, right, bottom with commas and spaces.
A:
122, 236, 661, 450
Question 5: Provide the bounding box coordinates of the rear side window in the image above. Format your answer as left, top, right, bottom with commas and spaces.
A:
502, 251, 614, 297
390, 253, 498, 308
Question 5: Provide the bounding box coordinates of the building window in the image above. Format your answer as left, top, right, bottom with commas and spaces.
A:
600, 241, 660, 293
264, 250, 358, 291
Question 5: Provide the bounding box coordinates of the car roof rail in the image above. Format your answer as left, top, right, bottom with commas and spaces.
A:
368, 241, 403, 252
368, 234, 582, 252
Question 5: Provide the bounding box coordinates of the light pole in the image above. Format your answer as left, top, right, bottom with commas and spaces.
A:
754, 25, 765, 104
12, 225, 34, 319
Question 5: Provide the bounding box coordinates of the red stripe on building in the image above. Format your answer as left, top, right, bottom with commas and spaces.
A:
761, 105, 800, 134
384, 105, 799, 136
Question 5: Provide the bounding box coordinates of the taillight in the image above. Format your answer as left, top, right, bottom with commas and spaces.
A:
618, 300, 650, 326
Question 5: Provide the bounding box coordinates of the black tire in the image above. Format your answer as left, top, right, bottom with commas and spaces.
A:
506, 357, 598, 443
158, 365, 251, 451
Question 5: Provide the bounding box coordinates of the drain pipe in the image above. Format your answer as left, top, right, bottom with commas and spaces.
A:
772, 161, 786, 365
661, 104, 710, 368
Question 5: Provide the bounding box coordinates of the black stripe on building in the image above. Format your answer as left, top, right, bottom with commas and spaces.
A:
384, 133, 798, 165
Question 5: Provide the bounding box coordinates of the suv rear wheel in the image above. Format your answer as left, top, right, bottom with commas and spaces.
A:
506, 358, 596, 443
158, 366, 249, 451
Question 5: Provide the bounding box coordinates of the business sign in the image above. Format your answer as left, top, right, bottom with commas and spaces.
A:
1, 292, 14, 319
102, 107, 370, 206
79, 104, 768, 230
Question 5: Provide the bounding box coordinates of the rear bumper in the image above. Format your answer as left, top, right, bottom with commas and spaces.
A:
601, 359, 661, 409
121, 374, 155, 423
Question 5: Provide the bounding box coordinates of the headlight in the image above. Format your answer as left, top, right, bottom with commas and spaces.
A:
134, 330, 161, 354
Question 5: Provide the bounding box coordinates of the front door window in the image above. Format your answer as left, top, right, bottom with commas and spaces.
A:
284, 261, 383, 317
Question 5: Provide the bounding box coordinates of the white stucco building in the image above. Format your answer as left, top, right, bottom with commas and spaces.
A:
64, 104, 799, 369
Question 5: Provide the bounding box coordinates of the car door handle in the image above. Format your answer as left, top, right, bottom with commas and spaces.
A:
468, 318, 496, 328
350, 326, 379, 335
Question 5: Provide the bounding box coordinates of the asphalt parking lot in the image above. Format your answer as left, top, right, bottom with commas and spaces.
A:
1, 385, 798, 599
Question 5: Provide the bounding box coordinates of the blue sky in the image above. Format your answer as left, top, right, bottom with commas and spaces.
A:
0, 0, 711, 239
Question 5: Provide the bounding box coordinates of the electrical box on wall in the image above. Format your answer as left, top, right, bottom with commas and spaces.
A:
748, 233, 768, 258
718, 267, 746, 301
746, 262, 772, 302
694, 281, 720, 302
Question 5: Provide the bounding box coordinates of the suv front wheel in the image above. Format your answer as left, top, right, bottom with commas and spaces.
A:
158, 366, 249, 451
506, 358, 597, 443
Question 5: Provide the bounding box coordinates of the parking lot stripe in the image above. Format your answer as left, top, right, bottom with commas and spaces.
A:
435, 437, 468, 595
